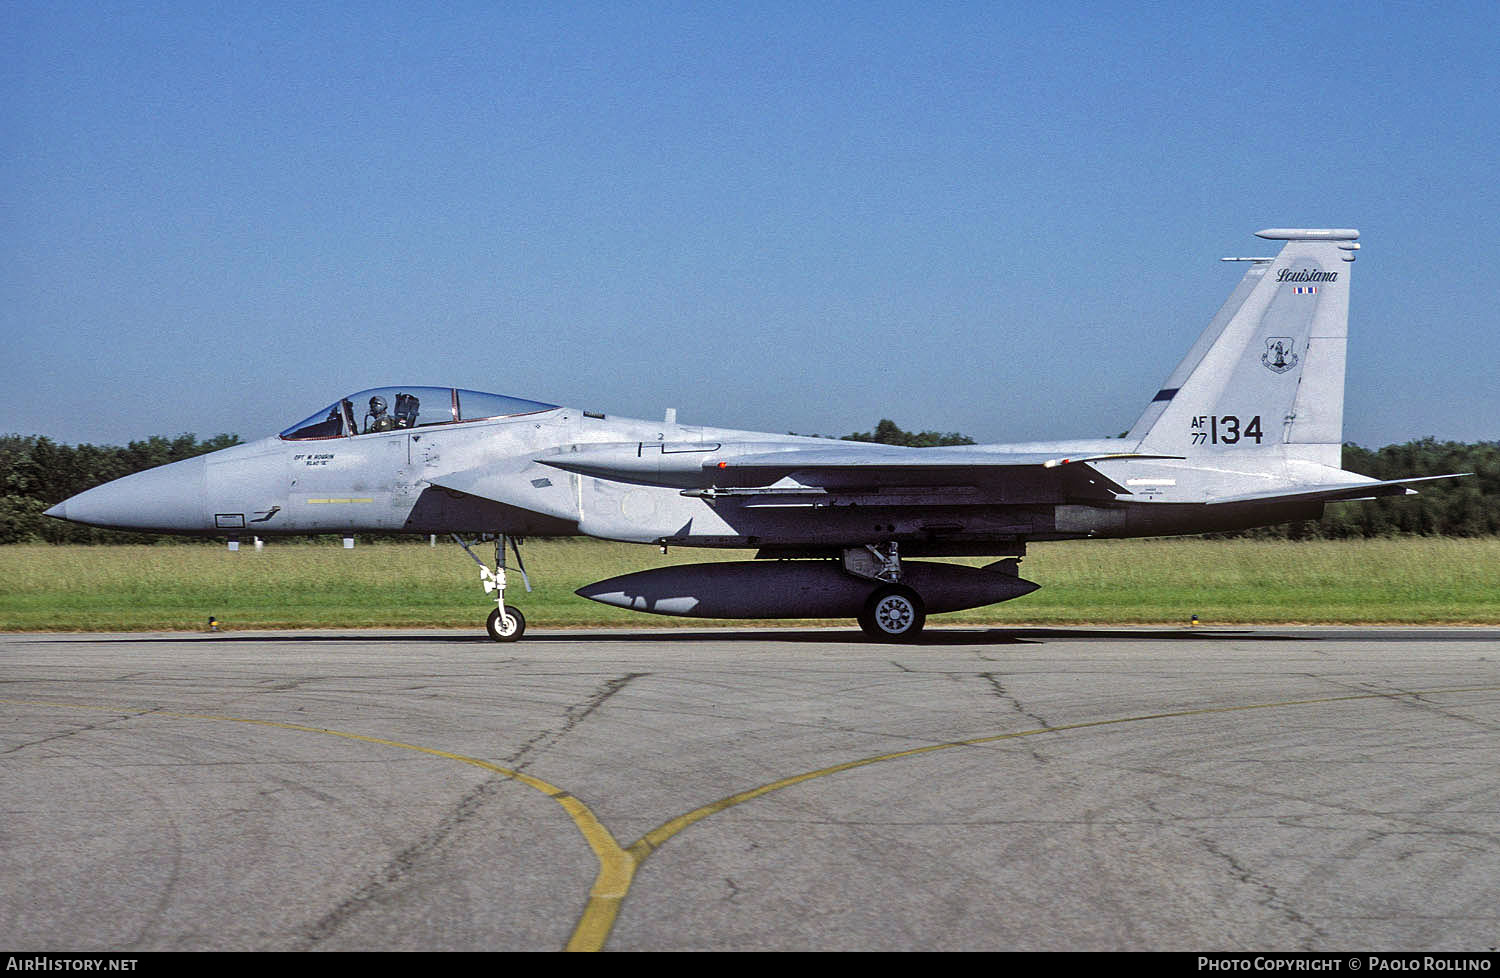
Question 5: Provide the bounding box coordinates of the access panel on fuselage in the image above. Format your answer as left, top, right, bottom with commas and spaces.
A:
283, 433, 410, 531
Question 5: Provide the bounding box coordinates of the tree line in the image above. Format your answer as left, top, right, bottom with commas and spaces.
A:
2, 425, 1496, 543
1, 433, 241, 544
1260, 439, 1500, 539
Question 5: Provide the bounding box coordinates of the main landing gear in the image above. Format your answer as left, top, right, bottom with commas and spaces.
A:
858, 584, 926, 641
454, 534, 530, 642
845, 542, 926, 642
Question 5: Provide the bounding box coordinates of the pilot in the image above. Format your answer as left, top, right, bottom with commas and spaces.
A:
366, 396, 399, 433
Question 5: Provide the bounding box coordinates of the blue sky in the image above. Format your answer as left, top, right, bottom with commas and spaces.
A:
5, 1, 1498, 448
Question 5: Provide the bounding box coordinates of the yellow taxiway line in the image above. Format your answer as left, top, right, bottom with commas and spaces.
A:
10, 684, 1499, 951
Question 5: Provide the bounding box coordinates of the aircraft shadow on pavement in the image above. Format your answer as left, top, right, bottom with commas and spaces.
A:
49, 627, 1320, 647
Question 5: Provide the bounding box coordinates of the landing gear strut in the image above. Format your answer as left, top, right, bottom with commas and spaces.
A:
454, 533, 530, 642
844, 542, 926, 641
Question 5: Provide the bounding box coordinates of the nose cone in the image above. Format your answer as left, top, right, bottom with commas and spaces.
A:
45, 455, 210, 532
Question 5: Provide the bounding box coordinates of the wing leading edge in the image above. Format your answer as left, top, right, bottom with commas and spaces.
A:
711, 447, 1180, 475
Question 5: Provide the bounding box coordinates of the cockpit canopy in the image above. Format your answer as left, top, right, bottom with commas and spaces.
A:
280, 387, 558, 440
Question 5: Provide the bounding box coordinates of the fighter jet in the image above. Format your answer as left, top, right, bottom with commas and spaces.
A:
45, 228, 1461, 641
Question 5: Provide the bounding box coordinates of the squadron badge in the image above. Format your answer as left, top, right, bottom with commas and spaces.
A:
1262, 337, 1299, 374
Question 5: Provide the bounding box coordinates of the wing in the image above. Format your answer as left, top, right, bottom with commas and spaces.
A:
713, 445, 1171, 478
535, 441, 1183, 502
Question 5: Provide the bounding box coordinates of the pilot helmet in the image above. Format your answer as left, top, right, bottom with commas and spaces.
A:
369, 396, 387, 415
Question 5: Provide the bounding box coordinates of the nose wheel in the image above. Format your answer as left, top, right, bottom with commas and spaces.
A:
454, 533, 532, 642
487, 605, 526, 642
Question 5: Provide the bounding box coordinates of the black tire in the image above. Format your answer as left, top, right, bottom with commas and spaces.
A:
486, 605, 526, 642
858, 585, 926, 641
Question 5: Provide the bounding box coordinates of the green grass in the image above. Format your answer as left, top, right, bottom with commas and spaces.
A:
943, 537, 1500, 626
1, 537, 1497, 631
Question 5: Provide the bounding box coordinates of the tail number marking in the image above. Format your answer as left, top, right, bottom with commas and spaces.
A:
1190, 415, 1263, 445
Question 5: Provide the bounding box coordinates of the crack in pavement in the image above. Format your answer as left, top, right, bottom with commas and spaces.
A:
299, 672, 647, 947
504, 673, 648, 771
1, 707, 161, 755
296, 774, 514, 949
978, 672, 1053, 764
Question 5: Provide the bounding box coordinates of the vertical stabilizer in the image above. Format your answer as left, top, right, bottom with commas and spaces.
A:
1134, 229, 1358, 467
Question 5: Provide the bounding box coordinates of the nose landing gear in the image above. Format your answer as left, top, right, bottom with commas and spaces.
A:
454, 533, 530, 642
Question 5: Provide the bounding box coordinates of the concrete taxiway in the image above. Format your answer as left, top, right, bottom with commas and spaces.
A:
2, 627, 1497, 951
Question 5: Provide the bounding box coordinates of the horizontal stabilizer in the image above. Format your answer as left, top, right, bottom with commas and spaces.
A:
1254, 228, 1360, 241
1205, 473, 1468, 507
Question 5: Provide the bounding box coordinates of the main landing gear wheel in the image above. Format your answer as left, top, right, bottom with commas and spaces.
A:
858, 585, 926, 641
487, 605, 526, 642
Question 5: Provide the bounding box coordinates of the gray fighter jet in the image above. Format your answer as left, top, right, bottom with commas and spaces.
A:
45, 228, 1461, 641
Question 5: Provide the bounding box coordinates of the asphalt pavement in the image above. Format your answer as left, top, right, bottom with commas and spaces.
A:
3, 626, 1497, 951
